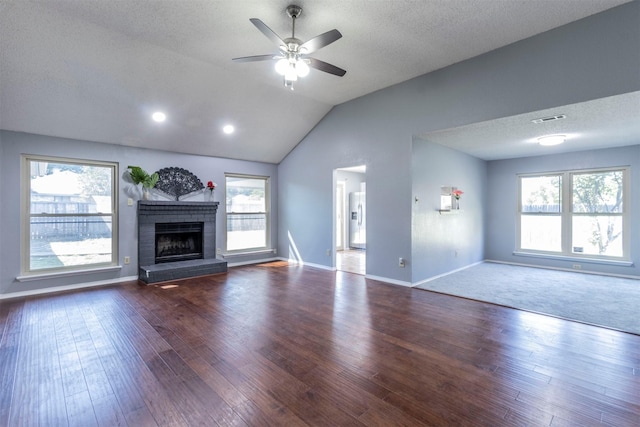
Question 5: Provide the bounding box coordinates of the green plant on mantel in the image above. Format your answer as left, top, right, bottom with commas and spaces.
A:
127, 166, 159, 189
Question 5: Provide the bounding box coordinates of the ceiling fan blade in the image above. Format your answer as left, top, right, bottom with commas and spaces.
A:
300, 29, 342, 54
232, 54, 280, 63
250, 18, 286, 47
307, 58, 346, 77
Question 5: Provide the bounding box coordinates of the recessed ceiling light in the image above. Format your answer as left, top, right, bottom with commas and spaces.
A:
223, 124, 235, 134
538, 135, 565, 146
152, 112, 166, 123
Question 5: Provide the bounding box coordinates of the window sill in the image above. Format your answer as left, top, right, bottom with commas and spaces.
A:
512, 251, 633, 267
16, 265, 123, 282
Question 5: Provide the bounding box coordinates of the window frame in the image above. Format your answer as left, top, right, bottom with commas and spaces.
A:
516, 167, 630, 262
517, 172, 563, 253
21, 154, 119, 276
224, 173, 270, 254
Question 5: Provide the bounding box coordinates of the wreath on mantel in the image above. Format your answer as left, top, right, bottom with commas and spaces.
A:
154, 167, 204, 201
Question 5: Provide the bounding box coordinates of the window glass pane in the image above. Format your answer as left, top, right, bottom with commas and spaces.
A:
226, 213, 266, 251
225, 175, 268, 252
572, 171, 623, 213
30, 216, 113, 270
31, 162, 113, 213
226, 177, 266, 212
520, 215, 562, 252
520, 175, 561, 213
572, 216, 623, 257
28, 159, 115, 271
518, 169, 627, 260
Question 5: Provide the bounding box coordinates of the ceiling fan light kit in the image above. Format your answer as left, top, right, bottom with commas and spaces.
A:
232, 4, 346, 90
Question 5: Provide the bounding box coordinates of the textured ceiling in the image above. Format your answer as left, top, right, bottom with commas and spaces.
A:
0, 0, 633, 163
420, 91, 640, 160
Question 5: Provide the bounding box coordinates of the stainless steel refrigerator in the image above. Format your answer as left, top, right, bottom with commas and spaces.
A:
349, 192, 366, 250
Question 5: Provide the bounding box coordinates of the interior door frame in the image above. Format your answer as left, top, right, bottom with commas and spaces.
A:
336, 180, 346, 251
334, 166, 366, 274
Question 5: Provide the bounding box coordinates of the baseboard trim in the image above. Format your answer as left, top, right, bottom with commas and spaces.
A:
18, 259, 618, 301
1, 275, 139, 300
278, 257, 336, 271
485, 259, 640, 280
227, 257, 281, 267
411, 261, 484, 288
365, 274, 412, 287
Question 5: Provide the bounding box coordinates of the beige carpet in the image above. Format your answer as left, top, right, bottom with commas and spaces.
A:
415, 262, 640, 335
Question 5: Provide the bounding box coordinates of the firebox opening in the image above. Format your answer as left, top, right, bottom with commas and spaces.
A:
155, 222, 204, 264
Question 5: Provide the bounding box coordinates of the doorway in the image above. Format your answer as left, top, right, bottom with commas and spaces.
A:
335, 166, 366, 275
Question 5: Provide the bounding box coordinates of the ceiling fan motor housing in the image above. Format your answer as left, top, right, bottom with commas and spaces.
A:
232, 3, 346, 89
286, 5, 302, 19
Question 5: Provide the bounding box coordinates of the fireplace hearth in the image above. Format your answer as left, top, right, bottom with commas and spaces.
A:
137, 201, 227, 283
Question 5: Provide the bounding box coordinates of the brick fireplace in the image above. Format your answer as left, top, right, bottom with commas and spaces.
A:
137, 200, 227, 283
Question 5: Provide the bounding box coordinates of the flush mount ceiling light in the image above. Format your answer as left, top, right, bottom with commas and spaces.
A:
222, 124, 235, 134
152, 112, 166, 123
537, 135, 566, 146
233, 5, 346, 90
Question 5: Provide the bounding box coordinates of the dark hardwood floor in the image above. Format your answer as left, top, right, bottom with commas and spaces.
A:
1, 261, 639, 426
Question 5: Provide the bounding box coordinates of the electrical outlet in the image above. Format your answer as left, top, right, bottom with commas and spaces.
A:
399, 257, 405, 268
127, 198, 133, 206
216, 248, 222, 255
326, 249, 331, 256
572, 264, 582, 270
124, 256, 130, 265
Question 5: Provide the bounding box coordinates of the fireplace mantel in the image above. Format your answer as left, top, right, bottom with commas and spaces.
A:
137, 200, 227, 283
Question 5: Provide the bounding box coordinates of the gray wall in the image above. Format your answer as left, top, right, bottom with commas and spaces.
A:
277, 2, 640, 284
486, 145, 640, 277
0, 130, 278, 296
2, 3, 639, 294
411, 140, 487, 282
0, 140, 4, 291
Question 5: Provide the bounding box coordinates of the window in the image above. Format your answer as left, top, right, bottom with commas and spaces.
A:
22, 155, 118, 274
225, 174, 269, 252
517, 168, 629, 261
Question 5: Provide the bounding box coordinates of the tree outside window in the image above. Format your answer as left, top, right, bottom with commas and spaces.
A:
572, 170, 624, 257
518, 168, 627, 260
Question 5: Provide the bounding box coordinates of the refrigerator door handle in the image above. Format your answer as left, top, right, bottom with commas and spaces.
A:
358, 203, 362, 226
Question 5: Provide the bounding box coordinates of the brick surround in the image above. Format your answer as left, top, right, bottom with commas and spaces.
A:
137, 200, 227, 283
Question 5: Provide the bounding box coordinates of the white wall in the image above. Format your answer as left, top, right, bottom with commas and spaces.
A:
277, 3, 640, 284
0, 131, 278, 297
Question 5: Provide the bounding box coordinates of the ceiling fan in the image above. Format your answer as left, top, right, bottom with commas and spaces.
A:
232, 4, 346, 90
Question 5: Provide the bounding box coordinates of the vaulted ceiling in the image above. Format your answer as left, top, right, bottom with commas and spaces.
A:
0, 0, 633, 163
